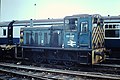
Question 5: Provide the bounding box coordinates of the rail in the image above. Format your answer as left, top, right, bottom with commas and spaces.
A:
0, 62, 119, 80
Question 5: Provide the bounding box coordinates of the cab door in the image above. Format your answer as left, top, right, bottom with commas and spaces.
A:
78, 17, 91, 48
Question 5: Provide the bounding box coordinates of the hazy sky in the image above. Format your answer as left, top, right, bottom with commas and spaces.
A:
1, 0, 120, 21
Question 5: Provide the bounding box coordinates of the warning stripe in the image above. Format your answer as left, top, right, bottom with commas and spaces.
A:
92, 25, 104, 49
20, 28, 24, 44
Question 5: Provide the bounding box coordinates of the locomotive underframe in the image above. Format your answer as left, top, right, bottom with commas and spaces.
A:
16, 46, 105, 65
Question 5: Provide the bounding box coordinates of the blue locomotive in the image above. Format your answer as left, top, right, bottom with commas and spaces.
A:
104, 16, 120, 58
16, 14, 106, 65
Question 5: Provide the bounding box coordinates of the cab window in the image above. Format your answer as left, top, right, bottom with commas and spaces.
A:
65, 18, 77, 31
81, 22, 88, 33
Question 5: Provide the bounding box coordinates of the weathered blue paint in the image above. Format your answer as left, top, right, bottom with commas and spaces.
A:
19, 14, 106, 65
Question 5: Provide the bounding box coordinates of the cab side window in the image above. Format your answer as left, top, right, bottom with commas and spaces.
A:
81, 22, 88, 33
65, 18, 77, 31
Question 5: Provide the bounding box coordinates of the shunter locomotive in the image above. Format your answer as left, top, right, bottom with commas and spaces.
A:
16, 14, 106, 65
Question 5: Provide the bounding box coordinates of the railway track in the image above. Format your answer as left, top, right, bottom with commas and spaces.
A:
0, 62, 119, 80
32, 62, 120, 75
103, 58, 120, 64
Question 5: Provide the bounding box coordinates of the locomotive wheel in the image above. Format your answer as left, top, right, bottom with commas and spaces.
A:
33, 55, 44, 63
63, 61, 74, 66
48, 59, 58, 65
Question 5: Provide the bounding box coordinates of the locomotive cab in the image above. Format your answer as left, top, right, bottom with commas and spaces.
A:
64, 14, 106, 64
64, 15, 91, 49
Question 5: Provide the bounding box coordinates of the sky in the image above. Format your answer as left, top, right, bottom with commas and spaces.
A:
1, 0, 120, 21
